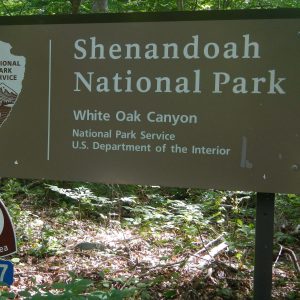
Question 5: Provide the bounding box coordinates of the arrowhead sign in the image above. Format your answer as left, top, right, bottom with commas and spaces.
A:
0, 200, 17, 257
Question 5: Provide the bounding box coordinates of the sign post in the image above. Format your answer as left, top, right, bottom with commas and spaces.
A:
253, 193, 275, 300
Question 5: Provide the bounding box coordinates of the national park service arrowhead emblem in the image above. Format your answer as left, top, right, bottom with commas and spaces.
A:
0, 199, 17, 257
0, 41, 26, 127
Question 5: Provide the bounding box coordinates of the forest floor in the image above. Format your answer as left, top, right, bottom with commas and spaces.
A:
0, 184, 299, 299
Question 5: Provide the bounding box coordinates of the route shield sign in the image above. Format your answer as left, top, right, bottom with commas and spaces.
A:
0, 10, 300, 193
0, 200, 17, 257
0, 260, 14, 286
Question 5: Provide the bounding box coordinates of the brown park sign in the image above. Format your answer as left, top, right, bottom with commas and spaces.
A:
0, 10, 299, 193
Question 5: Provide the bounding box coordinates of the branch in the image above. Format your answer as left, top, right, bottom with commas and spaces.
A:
190, 234, 225, 259
274, 244, 300, 275
273, 245, 283, 268
192, 0, 198, 11
187, 242, 228, 269
281, 245, 300, 274
139, 235, 227, 276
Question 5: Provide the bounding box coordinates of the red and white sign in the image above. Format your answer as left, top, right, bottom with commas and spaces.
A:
0, 200, 17, 257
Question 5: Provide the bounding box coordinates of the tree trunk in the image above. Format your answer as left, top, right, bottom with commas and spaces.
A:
93, 0, 108, 13
177, 0, 184, 11
69, 0, 81, 14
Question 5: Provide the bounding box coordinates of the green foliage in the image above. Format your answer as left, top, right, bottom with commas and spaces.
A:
22, 277, 85, 298
0, 0, 70, 15
15, 272, 144, 299
276, 194, 300, 228
0, 0, 299, 16
0, 282, 15, 299
217, 287, 233, 299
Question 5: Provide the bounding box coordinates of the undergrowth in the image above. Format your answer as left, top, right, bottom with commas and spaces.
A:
0, 179, 299, 299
